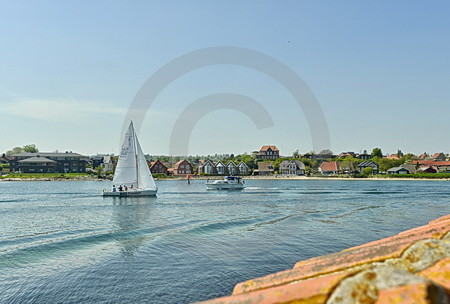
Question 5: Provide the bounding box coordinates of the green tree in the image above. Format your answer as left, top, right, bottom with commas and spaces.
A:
273, 157, 289, 170
403, 153, 414, 161
23, 144, 39, 153
371, 148, 383, 158
340, 156, 361, 171
319, 149, 333, 155
397, 149, 403, 158
378, 158, 403, 172
363, 167, 373, 176
6, 147, 23, 155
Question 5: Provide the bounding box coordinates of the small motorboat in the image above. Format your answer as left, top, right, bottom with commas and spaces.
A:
206, 176, 245, 190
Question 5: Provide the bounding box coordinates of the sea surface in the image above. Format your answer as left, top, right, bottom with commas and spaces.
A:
0, 179, 449, 303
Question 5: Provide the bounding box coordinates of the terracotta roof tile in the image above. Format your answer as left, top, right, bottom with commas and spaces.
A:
319, 162, 339, 172
200, 214, 450, 304
260, 145, 279, 152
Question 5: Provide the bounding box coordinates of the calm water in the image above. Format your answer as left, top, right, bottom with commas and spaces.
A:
0, 179, 449, 303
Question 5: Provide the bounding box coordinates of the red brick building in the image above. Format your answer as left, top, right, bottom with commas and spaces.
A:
170, 159, 193, 176
149, 159, 168, 175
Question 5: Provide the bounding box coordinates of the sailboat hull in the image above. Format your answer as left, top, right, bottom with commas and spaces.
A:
102, 189, 157, 197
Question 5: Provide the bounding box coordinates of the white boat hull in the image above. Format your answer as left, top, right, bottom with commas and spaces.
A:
102, 189, 157, 197
206, 183, 244, 190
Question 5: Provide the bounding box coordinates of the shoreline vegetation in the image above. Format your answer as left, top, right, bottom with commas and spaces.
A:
1, 173, 450, 181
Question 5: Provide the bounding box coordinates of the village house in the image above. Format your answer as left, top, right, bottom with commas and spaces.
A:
418, 166, 438, 173
149, 159, 168, 175
279, 160, 305, 175
357, 160, 379, 174
400, 164, 417, 174
90, 155, 104, 169
412, 160, 450, 173
303, 152, 336, 160
226, 161, 239, 175
255, 162, 274, 175
386, 154, 400, 160
169, 159, 193, 176
9, 152, 87, 173
436, 165, 450, 173
339, 161, 355, 174
387, 167, 410, 174
101, 155, 116, 173
197, 160, 250, 175
319, 162, 340, 175
0, 154, 10, 174
215, 161, 226, 175
197, 160, 216, 175
433, 152, 447, 161
339, 152, 356, 158
357, 151, 371, 160
258, 145, 280, 160
419, 153, 427, 160
0, 154, 9, 164
238, 161, 250, 175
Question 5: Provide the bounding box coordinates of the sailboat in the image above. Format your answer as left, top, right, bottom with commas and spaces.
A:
102, 121, 157, 197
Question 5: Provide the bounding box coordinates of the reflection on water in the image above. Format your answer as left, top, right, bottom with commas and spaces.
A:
0, 179, 448, 303
112, 197, 156, 256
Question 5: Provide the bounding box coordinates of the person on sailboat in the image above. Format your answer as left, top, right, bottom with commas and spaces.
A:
112, 185, 116, 192
118, 185, 123, 191
124, 185, 128, 191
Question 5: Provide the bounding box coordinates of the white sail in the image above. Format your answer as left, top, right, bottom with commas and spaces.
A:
113, 123, 138, 186
103, 121, 157, 196
136, 137, 157, 190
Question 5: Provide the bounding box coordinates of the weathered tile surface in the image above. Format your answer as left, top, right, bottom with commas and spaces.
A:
197, 215, 450, 304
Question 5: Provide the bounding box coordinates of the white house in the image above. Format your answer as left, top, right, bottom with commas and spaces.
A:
238, 161, 250, 175
226, 161, 239, 175
279, 160, 305, 175
102, 156, 115, 173
215, 161, 226, 175
198, 160, 215, 174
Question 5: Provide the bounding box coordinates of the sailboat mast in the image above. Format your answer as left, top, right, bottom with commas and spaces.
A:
131, 122, 139, 187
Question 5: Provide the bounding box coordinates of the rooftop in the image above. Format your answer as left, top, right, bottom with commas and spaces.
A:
14, 152, 84, 158
260, 145, 279, 152
17, 156, 56, 163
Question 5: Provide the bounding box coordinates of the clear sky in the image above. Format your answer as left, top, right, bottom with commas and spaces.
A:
1, 1, 449, 156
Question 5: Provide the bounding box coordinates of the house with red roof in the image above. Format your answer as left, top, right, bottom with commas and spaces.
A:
412, 160, 450, 173
149, 159, 168, 175
433, 153, 446, 161
319, 162, 340, 175
419, 153, 428, 160
258, 145, 280, 160
386, 154, 400, 160
169, 159, 193, 176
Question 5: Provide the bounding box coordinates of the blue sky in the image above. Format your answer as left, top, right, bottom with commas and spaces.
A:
1, 1, 449, 156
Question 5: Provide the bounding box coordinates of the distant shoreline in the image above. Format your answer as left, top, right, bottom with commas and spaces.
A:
175, 176, 450, 181
1, 175, 448, 182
